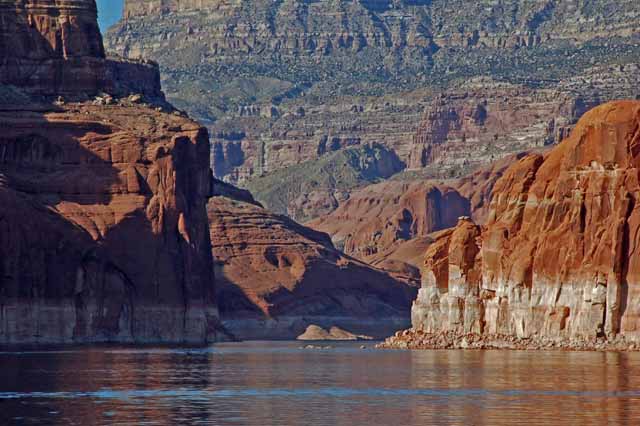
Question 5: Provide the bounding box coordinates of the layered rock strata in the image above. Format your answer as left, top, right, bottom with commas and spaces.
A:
0, 103, 218, 345
405, 101, 640, 345
0, 0, 104, 94
0, 0, 222, 345
106, 0, 640, 201
233, 68, 640, 221
209, 185, 416, 340
307, 152, 528, 285
0, 0, 164, 101
404, 71, 640, 178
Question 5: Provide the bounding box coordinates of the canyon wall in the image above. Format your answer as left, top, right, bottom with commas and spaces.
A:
0, 104, 219, 344
308, 182, 470, 279
0, 0, 220, 344
209, 182, 416, 339
0, 0, 105, 94
106, 0, 640, 212
308, 153, 522, 284
411, 101, 640, 342
0, 0, 164, 100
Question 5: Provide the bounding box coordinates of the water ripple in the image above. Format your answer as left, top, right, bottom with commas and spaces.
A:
1, 387, 639, 401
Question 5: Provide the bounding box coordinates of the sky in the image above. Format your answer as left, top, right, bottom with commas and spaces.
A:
97, 0, 124, 32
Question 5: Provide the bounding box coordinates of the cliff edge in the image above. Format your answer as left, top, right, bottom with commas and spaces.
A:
382, 100, 640, 350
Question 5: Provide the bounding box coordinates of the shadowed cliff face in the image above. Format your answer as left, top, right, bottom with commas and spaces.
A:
0, 0, 105, 94
208, 188, 417, 340
412, 101, 640, 342
0, 0, 165, 101
0, 104, 218, 344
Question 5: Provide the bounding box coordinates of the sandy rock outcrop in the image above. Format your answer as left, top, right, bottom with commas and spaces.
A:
0, 103, 218, 344
209, 187, 417, 340
409, 101, 640, 344
297, 325, 372, 341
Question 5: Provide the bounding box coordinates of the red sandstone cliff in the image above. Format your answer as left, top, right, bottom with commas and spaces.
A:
0, 0, 164, 100
0, 103, 219, 344
308, 181, 470, 282
411, 101, 640, 342
0, 0, 219, 344
209, 186, 416, 339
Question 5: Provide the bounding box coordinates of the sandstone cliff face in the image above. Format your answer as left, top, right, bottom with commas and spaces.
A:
412, 101, 640, 342
0, 0, 224, 345
209, 187, 416, 340
0, 103, 218, 344
452, 153, 530, 224
407, 70, 640, 177
0, 0, 104, 94
0, 0, 164, 101
106, 0, 640, 201
118, 0, 640, 54
308, 181, 470, 279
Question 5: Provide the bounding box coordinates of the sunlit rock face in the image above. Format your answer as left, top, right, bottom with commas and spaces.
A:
413, 101, 640, 342
308, 181, 470, 279
106, 0, 640, 221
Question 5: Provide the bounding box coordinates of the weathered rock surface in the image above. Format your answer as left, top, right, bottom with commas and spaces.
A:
308, 181, 470, 277
0, 0, 104, 94
106, 0, 640, 208
306, 153, 534, 284
451, 153, 530, 224
0, 102, 219, 345
209, 187, 416, 340
378, 329, 640, 352
297, 325, 372, 341
407, 80, 581, 175
0, 0, 222, 345
245, 143, 404, 222
408, 101, 640, 345
0, 0, 164, 101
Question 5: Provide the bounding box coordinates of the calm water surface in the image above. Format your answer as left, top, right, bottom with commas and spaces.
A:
0, 341, 638, 425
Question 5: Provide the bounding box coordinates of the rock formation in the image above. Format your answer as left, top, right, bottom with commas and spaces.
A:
0, 103, 219, 344
0, 0, 219, 344
410, 101, 640, 343
0, 0, 104, 94
106, 0, 640, 214
209, 184, 416, 340
297, 325, 372, 342
407, 81, 580, 174
308, 181, 470, 279
0, 0, 164, 101
244, 143, 405, 222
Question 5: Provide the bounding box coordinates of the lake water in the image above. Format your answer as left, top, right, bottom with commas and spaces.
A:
0, 341, 639, 425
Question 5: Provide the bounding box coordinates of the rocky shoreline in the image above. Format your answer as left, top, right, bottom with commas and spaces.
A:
377, 329, 640, 352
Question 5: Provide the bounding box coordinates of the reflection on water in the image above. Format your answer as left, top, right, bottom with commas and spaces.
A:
0, 342, 638, 425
